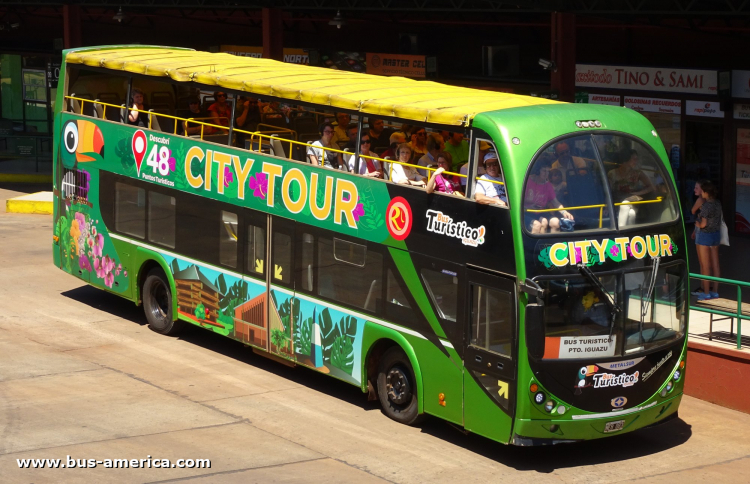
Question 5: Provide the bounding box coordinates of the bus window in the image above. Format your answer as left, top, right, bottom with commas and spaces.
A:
148, 191, 175, 248
421, 268, 458, 322
595, 135, 678, 228
219, 211, 238, 268
299, 232, 314, 291
68, 67, 128, 121
471, 139, 507, 207
470, 284, 514, 358
115, 182, 145, 238
272, 232, 292, 285
246, 224, 266, 279
317, 237, 383, 312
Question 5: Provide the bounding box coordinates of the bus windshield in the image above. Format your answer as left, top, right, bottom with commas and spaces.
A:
538, 261, 686, 359
523, 133, 678, 234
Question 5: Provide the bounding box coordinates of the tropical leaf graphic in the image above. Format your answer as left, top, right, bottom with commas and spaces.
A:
295, 315, 313, 356
114, 138, 136, 175
330, 335, 355, 374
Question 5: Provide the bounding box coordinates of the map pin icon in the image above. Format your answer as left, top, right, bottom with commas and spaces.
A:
132, 130, 148, 175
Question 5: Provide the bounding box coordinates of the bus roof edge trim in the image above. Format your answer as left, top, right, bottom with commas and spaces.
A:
65, 46, 561, 126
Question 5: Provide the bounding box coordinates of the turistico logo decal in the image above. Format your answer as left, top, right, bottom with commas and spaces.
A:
386, 197, 412, 240
425, 209, 485, 247
539, 234, 677, 268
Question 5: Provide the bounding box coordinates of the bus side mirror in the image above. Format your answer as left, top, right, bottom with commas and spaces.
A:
526, 304, 545, 359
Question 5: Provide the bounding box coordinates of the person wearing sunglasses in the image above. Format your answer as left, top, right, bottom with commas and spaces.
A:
208, 91, 231, 131
348, 135, 382, 178
474, 152, 507, 206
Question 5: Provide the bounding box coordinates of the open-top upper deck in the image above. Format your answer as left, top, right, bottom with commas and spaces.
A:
64, 45, 559, 127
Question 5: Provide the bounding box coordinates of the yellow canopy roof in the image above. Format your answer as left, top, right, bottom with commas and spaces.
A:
65, 46, 560, 126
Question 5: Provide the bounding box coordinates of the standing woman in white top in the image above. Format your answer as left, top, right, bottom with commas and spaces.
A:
307, 122, 345, 170
390, 143, 426, 187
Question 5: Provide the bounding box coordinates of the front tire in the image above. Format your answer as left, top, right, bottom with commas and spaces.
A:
376, 346, 423, 425
143, 267, 183, 335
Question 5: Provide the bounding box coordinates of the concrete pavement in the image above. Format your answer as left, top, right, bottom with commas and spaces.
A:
3, 188, 750, 483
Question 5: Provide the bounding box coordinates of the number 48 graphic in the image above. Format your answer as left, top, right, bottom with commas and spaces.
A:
146, 145, 170, 176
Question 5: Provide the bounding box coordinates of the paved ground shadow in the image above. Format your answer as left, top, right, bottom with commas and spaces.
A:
60, 283, 693, 467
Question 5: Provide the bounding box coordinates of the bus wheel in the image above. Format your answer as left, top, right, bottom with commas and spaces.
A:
143, 268, 183, 335
377, 346, 423, 425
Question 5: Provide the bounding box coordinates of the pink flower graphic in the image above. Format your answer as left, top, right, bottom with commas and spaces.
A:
573, 247, 582, 264
93, 233, 104, 257
224, 166, 234, 187
79, 255, 92, 272
626, 245, 632, 256
248, 172, 268, 199
124, 270, 128, 278
93, 256, 104, 278
610, 245, 620, 257
104, 271, 114, 288
115, 263, 122, 276
75, 212, 86, 229
168, 150, 176, 173
352, 203, 365, 222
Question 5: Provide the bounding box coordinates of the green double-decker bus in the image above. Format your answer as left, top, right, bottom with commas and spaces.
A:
53, 45, 688, 445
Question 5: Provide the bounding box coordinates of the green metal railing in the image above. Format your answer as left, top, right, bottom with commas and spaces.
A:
689, 273, 750, 349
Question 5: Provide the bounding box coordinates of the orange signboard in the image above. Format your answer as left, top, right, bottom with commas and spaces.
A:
366, 53, 426, 78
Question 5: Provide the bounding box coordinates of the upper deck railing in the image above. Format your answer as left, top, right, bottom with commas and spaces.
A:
64, 95, 488, 189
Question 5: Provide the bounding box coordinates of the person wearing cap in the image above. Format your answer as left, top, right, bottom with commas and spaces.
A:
475, 152, 507, 206
460, 140, 491, 188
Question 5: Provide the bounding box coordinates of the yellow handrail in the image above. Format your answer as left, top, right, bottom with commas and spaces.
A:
65, 95, 475, 188
526, 196, 664, 228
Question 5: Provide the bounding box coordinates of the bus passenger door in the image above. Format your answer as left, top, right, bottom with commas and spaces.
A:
267, 216, 296, 359
235, 209, 269, 351
463, 269, 517, 444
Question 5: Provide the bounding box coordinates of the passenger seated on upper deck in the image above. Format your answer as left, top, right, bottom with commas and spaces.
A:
474, 152, 507, 206
607, 148, 656, 227
331, 112, 352, 146
391, 143, 426, 187
408, 126, 428, 159
524, 158, 574, 233
308, 122, 346, 171
127, 88, 150, 127
348, 134, 383, 178
183, 97, 213, 136
208, 91, 231, 131
551, 140, 603, 229
549, 168, 567, 205
380, 132, 406, 159
417, 135, 441, 176
426, 152, 464, 197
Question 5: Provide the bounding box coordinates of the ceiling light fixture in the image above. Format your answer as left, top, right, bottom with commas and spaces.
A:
113, 7, 126, 23
328, 10, 346, 29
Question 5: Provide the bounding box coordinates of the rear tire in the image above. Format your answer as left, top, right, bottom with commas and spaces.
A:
143, 267, 183, 335
376, 346, 423, 425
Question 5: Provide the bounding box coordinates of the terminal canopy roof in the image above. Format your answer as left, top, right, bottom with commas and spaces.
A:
66, 46, 559, 126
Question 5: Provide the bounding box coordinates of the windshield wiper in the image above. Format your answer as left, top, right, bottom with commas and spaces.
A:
638, 257, 661, 344
577, 264, 621, 338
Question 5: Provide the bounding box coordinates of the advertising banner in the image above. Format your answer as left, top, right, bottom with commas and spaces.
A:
686, 100, 725, 118
366, 53, 426, 78
576, 64, 718, 95
589, 93, 620, 106
624, 96, 681, 114
734, 103, 750, 120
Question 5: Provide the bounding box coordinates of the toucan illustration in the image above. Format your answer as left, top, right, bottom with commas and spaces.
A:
575, 365, 599, 395
61, 119, 104, 169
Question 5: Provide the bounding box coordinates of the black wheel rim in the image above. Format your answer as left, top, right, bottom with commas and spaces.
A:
386, 365, 412, 405
149, 280, 169, 323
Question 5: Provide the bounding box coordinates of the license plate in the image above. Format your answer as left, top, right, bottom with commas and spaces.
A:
604, 420, 625, 433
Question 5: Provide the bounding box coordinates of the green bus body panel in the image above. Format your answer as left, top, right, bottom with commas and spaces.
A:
514, 392, 682, 442
463, 372, 514, 444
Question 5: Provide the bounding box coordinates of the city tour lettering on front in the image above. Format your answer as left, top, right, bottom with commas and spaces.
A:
183, 146, 360, 229
575, 64, 717, 95
548, 235, 673, 267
